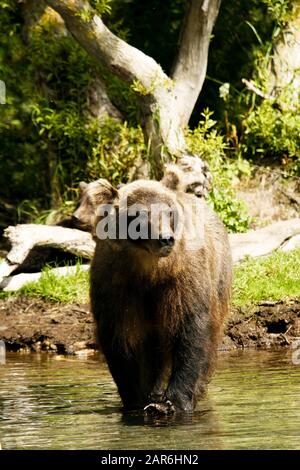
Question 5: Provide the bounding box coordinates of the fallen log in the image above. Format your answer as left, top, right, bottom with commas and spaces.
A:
280, 234, 300, 252
230, 218, 300, 263
0, 224, 95, 282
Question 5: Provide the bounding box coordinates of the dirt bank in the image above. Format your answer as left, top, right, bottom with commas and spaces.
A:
0, 296, 96, 355
0, 296, 300, 354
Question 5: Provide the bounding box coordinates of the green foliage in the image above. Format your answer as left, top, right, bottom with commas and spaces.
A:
198, 0, 272, 122
31, 102, 145, 195
1, 0, 298, 230
19, 263, 89, 303
261, 0, 294, 26
77, 0, 112, 22
17, 199, 77, 225
131, 79, 152, 96
242, 101, 300, 173
186, 110, 252, 233
208, 188, 251, 234
200, 0, 294, 116
202, 0, 300, 176
233, 248, 300, 307
86, 120, 145, 186
238, 0, 299, 172
90, 0, 112, 15
0, 1, 141, 222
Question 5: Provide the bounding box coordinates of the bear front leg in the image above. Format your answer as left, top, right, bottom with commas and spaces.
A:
165, 313, 213, 412
98, 331, 145, 411
105, 349, 145, 411
143, 336, 167, 403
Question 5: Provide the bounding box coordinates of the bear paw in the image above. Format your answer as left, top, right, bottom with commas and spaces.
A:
144, 400, 175, 416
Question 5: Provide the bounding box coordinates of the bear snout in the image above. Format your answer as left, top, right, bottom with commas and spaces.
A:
158, 234, 175, 248
156, 234, 175, 256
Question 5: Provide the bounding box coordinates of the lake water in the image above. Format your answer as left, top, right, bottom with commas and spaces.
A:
0, 350, 300, 450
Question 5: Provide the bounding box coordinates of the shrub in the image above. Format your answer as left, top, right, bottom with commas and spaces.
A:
242, 100, 300, 175
187, 110, 252, 232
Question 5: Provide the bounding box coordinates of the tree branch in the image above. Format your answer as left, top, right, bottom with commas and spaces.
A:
45, 0, 167, 89
242, 78, 297, 111
242, 78, 275, 100
172, 0, 221, 126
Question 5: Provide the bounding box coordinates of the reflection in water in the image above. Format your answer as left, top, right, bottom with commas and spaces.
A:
0, 350, 300, 449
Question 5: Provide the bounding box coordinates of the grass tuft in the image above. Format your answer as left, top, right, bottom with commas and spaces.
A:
233, 248, 300, 307
19, 263, 89, 303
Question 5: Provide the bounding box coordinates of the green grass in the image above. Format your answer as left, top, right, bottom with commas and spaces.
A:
1, 249, 300, 306
233, 248, 300, 307
3, 264, 90, 303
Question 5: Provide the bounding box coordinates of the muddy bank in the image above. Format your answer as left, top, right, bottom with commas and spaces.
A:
223, 299, 300, 350
0, 296, 300, 354
0, 296, 96, 355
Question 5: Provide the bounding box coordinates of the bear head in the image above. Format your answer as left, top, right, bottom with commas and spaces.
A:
91, 169, 187, 258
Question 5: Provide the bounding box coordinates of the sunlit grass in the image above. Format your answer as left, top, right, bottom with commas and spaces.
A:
18, 263, 89, 303
233, 248, 300, 307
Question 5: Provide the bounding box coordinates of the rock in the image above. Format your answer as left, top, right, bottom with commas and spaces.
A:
74, 349, 95, 358
72, 341, 87, 351
32, 341, 41, 352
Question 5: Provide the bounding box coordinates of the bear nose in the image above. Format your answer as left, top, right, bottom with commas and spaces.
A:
159, 235, 175, 247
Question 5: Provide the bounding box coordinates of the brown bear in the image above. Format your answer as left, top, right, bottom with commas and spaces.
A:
89, 166, 232, 414
69, 181, 102, 232
58, 180, 125, 231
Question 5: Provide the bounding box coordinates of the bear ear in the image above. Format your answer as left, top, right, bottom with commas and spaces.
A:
89, 178, 118, 205
79, 181, 88, 192
161, 164, 185, 192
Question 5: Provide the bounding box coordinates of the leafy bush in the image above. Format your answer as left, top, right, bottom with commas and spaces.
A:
0, 2, 142, 222
31, 104, 146, 195
210, 0, 300, 175
86, 119, 146, 186
242, 101, 300, 174
187, 110, 252, 232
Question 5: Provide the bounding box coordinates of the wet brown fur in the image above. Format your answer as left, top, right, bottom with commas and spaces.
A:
90, 169, 232, 411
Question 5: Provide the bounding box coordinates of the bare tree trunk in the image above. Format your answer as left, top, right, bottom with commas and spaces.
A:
44, 0, 220, 183
172, 0, 221, 127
